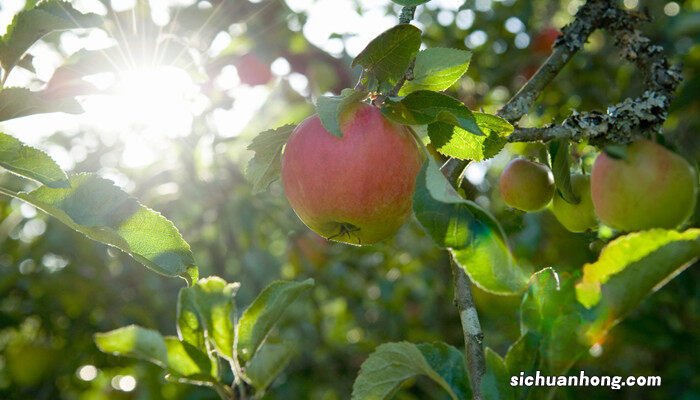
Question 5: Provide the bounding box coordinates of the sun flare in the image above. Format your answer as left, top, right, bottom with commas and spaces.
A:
85, 66, 198, 137
81, 66, 200, 167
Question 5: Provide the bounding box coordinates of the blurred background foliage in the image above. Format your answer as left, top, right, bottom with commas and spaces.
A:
0, 0, 699, 399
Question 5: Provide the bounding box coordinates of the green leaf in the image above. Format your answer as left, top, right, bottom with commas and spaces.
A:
177, 288, 206, 350
480, 348, 514, 400
428, 113, 512, 161
412, 158, 472, 248
17, 54, 34, 72
94, 325, 168, 368
548, 139, 578, 204
0, 88, 83, 122
541, 313, 586, 375
392, 0, 431, 5
94, 327, 218, 384
504, 332, 539, 377
576, 229, 700, 342
245, 342, 296, 393
519, 269, 588, 376
184, 277, 239, 361
0, 132, 68, 187
520, 268, 577, 335
399, 48, 471, 95
451, 237, 527, 296
316, 89, 368, 137
383, 91, 483, 136
0, 0, 101, 74
246, 125, 295, 194
351, 342, 465, 400
413, 158, 527, 295
237, 279, 314, 362
15, 173, 197, 282
164, 337, 218, 382
352, 24, 422, 85
416, 342, 471, 400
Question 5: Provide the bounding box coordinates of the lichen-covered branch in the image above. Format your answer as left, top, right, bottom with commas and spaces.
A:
444, 0, 682, 174
504, 1, 682, 145
498, 0, 609, 122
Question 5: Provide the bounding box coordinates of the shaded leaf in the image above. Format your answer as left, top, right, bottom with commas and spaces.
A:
316, 89, 368, 137
480, 348, 514, 400
0, 132, 68, 187
519, 269, 588, 376
94, 325, 168, 368
520, 268, 577, 335
237, 279, 314, 362
352, 24, 421, 85
246, 125, 295, 194
383, 90, 483, 136
245, 342, 296, 393
177, 287, 206, 350
504, 332, 539, 377
0, 0, 101, 74
351, 342, 463, 400
416, 342, 470, 400
541, 314, 587, 375
0, 87, 82, 122
400, 48, 471, 95
548, 139, 577, 203
16, 173, 197, 282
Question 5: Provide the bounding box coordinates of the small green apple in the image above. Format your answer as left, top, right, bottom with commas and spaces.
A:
499, 158, 555, 212
551, 174, 597, 232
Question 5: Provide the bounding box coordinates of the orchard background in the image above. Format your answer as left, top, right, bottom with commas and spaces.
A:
0, 0, 699, 399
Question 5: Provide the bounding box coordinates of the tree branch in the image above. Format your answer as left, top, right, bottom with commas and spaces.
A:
451, 255, 486, 400
444, 0, 682, 175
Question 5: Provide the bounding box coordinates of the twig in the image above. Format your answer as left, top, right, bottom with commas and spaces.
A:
399, 6, 417, 24
386, 6, 418, 97
450, 255, 486, 400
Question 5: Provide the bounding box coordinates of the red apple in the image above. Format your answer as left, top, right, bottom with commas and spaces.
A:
591, 139, 698, 231
281, 103, 423, 245
236, 53, 272, 86
499, 158, 555, 212
532, 28, 560, 55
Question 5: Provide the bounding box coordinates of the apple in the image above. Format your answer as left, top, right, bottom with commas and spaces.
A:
499, 158, 555, 212
281, 103, 423, 245
532, 28, 560, 55
591, 139, 698, 231
551, 174, 597, 232
236, 53, 272, 86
